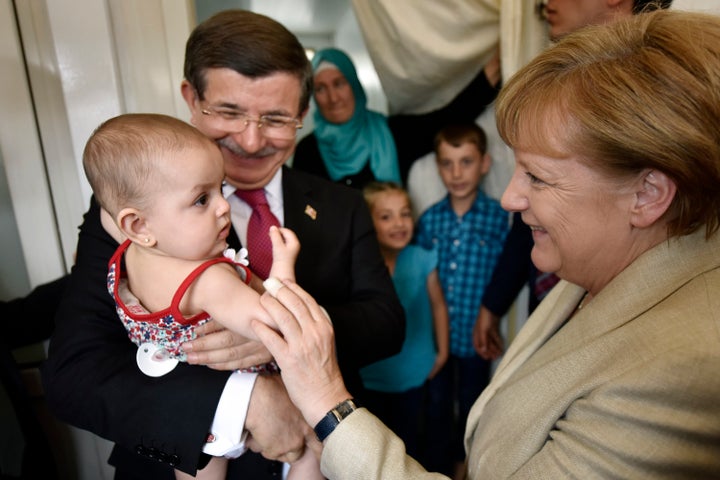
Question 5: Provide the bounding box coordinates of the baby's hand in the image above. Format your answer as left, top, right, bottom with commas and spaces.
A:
269, 226, 300, 282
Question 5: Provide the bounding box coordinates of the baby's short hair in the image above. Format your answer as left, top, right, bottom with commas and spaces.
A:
83, 113, 216, 216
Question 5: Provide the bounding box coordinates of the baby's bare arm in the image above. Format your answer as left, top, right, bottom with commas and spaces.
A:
268, 226, 300, 282
190, 263, 277, 339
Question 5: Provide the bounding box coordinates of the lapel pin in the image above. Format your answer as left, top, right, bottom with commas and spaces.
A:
304, 204, 317, 220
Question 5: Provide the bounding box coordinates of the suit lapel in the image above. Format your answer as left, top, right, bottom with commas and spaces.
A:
529, 229, 720, 372
467, 229, 720, 448
468, 280, 584, 425
467, 230, 720, 476
281, 167, 309, 230
226, 226, 241, 250
281, 166, 324, 240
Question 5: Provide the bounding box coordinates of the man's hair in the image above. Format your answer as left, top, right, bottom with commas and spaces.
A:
496, 9, 720, 238
433, 123, 488, 157
184, 10, 313, 116
83, 113, 216, 216
632, 0, 672, 14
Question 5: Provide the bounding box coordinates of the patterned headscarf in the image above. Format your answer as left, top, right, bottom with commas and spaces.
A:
311, 48, 401, 183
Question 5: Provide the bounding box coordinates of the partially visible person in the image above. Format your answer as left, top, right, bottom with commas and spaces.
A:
359, 181, 449, 460
474, 0, 675, 361
292, 48, 501, 187
414, 123, 509, 477
1, 275, 69, 348
1, 274, 69, 479
82, 113, 322, 480
542, 0, 673, 40
473, 211, 559, 360
254, 9, 720, 479
292, 48, 401, 189
43, 9, 404, 480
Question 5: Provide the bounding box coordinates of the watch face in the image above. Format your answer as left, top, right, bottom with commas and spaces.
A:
315, 399, 358, 441
335, 400, 356, 418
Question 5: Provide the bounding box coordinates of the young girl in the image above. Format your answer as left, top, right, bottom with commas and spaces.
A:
359, 181, 449, 460
82, 113, 322, 480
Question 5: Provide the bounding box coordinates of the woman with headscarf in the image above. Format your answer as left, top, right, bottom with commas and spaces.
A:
292, 48, 500, 188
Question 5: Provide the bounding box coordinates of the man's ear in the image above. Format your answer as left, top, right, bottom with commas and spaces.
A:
117, 208, 156, 247
181, 80, 201, 125
298, 107, 310, 121
631, 169, 676, 228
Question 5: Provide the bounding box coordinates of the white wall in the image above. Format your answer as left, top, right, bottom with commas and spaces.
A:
1, 2, 192, 477
673, 0, 720, 14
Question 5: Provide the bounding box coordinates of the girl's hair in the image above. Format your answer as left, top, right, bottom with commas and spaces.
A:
496, 9, 720, 238
362, 181, 412, 211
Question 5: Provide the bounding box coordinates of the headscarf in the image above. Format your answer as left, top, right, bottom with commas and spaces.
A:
311, 48, 401, 183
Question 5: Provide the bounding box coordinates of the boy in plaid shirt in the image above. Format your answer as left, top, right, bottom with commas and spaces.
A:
414, 123, 509, 477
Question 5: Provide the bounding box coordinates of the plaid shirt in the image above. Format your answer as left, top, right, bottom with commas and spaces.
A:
415, 192, 509, 357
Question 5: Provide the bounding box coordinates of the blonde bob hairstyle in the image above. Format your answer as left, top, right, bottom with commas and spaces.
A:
496, 9, 720, 239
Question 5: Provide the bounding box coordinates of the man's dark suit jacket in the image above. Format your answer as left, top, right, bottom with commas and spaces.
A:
41, 166, 405, 479
482, 212, 542, 317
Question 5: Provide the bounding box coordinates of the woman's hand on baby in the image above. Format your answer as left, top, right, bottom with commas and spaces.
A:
253, 280, 351, 427
182, 320, 273, 370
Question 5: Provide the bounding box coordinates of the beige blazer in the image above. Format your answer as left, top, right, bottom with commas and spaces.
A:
321, 229, 720, 479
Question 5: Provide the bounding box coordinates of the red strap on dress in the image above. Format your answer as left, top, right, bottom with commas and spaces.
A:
167, 256, 249, 322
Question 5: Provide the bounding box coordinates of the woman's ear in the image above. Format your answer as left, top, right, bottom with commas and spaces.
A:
630, 169, 677, 229
117, 208, 156, 247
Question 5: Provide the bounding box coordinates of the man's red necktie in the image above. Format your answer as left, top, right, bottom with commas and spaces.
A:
234, 189, 280, 280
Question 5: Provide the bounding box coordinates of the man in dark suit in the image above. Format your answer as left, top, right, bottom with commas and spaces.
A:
41, 9, 404, 480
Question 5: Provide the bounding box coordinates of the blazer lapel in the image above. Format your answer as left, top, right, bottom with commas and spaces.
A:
467, 280, 584, 429
530, 229, 720, 371
466, 229, 720, 458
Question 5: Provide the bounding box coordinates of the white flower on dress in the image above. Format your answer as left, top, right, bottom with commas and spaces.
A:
223, 247, 250, 266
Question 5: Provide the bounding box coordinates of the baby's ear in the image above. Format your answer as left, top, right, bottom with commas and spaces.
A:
117, 208, 156, 247
100, 207, 126, 243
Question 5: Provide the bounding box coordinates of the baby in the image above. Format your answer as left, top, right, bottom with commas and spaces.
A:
83, 113, 321, 480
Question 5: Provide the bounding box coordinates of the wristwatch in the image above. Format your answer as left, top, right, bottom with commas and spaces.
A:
313, 398, 360, 441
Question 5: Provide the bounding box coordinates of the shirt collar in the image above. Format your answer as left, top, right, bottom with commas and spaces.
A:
223, 168, 283, 202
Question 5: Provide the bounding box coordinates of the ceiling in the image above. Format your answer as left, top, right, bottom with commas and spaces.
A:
194, 0, 352, 35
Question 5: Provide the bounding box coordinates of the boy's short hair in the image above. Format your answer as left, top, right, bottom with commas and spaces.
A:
433, 123, 488, 157
83, 113, 216, 216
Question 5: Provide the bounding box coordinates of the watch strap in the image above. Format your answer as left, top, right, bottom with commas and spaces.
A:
314, 398, 360, 441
